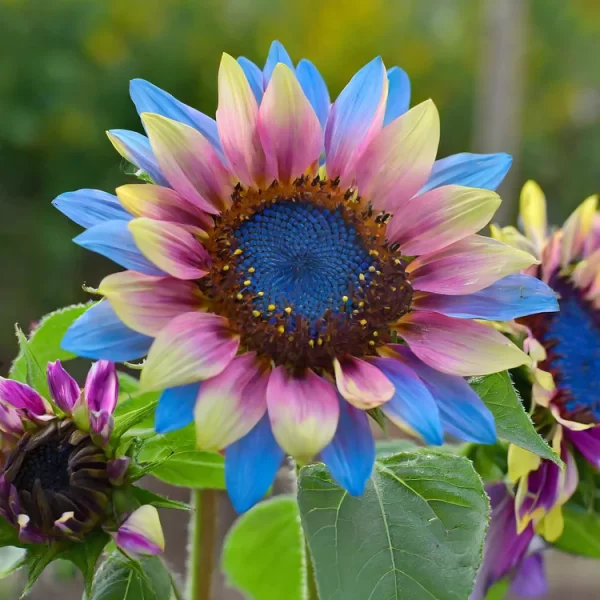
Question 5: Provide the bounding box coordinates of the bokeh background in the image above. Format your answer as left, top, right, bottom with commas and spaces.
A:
0, 0, 599, 598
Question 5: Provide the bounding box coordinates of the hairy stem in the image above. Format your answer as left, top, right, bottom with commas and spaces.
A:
186, 489, 218, 600
306, 540, 319, 600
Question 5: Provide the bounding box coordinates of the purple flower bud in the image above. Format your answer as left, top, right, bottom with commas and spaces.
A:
0, 378, 52, 420
0, 403, 23, 435
89, 410, 114, 446
47, 360, 80, 414
115, 505, 165, 558
84, 361, 118, 415
107, 457, 131, 486
17, 514, 47, 545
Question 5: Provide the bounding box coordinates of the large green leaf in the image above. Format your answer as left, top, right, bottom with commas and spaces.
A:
0, 518, 20, 548
299, 451, 489, 600
470, 372, 561, 466
137, 427, 225, 489
112, 391, 160, 441
554, 505, 600, 557
59, 531, 110, 596
9, 303, 91, 385
89, 554, 172, 600
222, 496, 306, 600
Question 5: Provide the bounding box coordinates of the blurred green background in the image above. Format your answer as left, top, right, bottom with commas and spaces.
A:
0, 1, 599, 598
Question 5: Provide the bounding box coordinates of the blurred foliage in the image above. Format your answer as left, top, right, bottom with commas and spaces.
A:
0, 0, 599, 369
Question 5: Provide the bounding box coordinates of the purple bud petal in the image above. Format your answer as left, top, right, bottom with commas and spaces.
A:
47, 361, 80, 414
0, 378, 51, 419
85, 361, 118, 415
17, 514, 47, 544
115, 505, 165, 558
89, 410, 114, 446
0, 403, 23, 435
107, 457, 131, 486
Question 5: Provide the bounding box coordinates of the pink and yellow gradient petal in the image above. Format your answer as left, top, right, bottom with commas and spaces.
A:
561, 194, 599, 268
407, 234, 539, 295
333, 356, 394, 409
355, 100, 439, 214
140, 312, 240, 392
116, 184, 212, 233
115, 505, 165, 558
386, 185, 501, 255
142, 113, 232, 214
258, 63, 322, 184
396, 311, 529, 376
128, 218, 211, 280
98, 271, 204, 336
216, 53, 270, 188
266, 367, 339, 463
520, 180, 548, 253
195, 353, 268, 451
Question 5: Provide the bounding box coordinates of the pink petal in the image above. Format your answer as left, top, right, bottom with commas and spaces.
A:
115, 505, 165, 558
195, 353, 268, 450
0, 378, 51, 418
116, 184, 213, 232
324, 57, 388, 185
266, 367, 339, 462
258, 63, 322, 184
216, 53, 270, 187
355, 100, 440, 213
0, 403, 23, 435
407, 234, 539, 295
141, 113, 232, 214
386, 185, 501, 254
396, 311, 529, 376
128, 218, 211, 280
84, 360, 118, 415
47, 360, 80, 414
140, 311, 239, 391
99, 271, 204, 337
107, 457, 131, 486
333, 356, 394, 409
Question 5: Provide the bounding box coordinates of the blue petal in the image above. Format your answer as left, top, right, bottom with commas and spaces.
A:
53, 189, 131, 229
238, 57, 264, 103
74, 221, 165, 276
296, 59, 330, 129
383, 66, 411, 126
108, 129, 170, 187
263, 40, 295, 87
155, 383, 201, 434
401, 351, 496, 444
373, 358, 444, 445
418, 274, 559, 320
320, 395, 375, 496
421, 152, 513, 193
62, 301, 153, 361
225, 414, 285, 513
129, 79, 222, 152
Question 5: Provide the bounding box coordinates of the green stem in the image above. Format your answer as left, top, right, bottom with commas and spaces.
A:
305, 540, 319, 600
186, 489, 218, 600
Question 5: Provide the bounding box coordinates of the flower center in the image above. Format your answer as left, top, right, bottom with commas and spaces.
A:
526, 276, 600, 423
202, 177, 413, 370
2, 420, 111, 537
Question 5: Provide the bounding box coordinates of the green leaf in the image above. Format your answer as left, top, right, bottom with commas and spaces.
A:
298, 451, 489, 600
117, 372, 141, 397
0, 518, 20, 548
375, 439, 418, 457
0, 546, 26, 579
13, 326, 51, 398
485, 579, 509, 600
136, 426, 225, 489
59, 531, 110, 596
89, 554, 172, 600
470, 372, 561, 466
554, 505, 600, 557
20, 543, 62, 597
222, 496, 306, 600
9, 303, 92, 385
130, 487, 191, 511
112, 391, 160, 441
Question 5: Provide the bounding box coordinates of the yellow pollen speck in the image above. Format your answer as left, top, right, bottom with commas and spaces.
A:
368, 266, 376, 272
244, 280, 251, 286
236, 293, 243, 300
373, 331, 379, 337
360, 319, 367, 326
284, 307, 292, 314
317, 338, 323, 346
233, 249, 243, 255
369, 340, 376, 346
288, 335, 294, 342
222, 265, 230, 271
277, 325, 285, 334
309, 339, 315, 347
252, 310, 261, 318
391, 286, 397, 292
394, 259, 401, 265
258, 291, 265, 297
369, 250, 379, 256
248, 267, 256, 273
268, 304, 276, 311
359, 273, 366, 281
342, 295, 349, 303
358, 301, 365, 307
